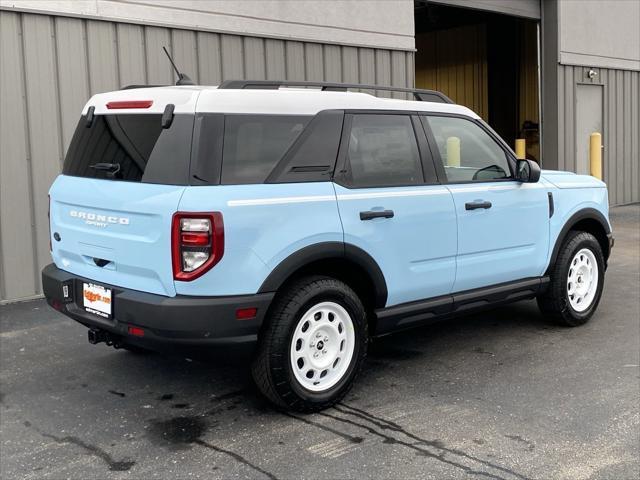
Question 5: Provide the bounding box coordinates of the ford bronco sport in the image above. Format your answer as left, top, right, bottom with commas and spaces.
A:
43, 80, 613, 412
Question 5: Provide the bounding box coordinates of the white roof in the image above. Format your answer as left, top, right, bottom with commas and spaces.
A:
83, 85, 479, 118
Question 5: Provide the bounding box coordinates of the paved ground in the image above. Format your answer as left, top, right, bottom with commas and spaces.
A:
1, 205, 638, 480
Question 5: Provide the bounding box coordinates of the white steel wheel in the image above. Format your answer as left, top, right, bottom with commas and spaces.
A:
290, 301, 356, 392
567, 248, 599, 312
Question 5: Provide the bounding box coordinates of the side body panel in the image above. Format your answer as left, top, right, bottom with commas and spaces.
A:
542, 169, 608, 190
334, 184, 458, 307
542, 172, 610, 270
176, 183, 343, 296
447, 181, 550, 292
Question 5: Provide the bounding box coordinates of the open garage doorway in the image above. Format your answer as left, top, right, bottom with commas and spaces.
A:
414, 1, 541, 162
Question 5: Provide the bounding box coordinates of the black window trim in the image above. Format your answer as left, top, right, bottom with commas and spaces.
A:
333, 110, 438, 190
190, 112, 224, 185
266, 109, 345, 184
418, 112, 519, 185
411, 114, 441, 185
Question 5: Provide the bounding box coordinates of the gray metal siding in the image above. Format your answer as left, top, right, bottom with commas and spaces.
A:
0, 12, 37, 301
556, 65, 640, 206
0, 0, 416, 51
0, 10, 414, 302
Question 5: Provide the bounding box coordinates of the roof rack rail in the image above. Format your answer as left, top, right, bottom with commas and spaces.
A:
218, 80, 454, 104
121, 84, 168, 90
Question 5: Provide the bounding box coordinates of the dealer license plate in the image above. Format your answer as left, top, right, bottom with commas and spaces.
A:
82, 283, 112, 319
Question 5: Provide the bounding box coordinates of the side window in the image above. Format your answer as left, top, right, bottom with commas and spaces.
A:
345, 114, 423, 188
425, 116, 512, 183
221, 115, 310, 184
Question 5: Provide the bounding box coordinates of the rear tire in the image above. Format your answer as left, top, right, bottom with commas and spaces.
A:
537, 231, 605, 326
251, 276, 368, 412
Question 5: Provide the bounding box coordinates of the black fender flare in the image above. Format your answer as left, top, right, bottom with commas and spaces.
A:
546, 208, 611, 274
258, 242, 388, 308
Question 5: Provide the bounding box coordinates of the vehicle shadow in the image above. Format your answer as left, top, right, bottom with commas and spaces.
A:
124, 297, 557, 413
126, 298, 556, 404
369, 299, 553, 357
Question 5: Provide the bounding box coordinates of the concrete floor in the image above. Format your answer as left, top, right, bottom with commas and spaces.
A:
1, 204, 638, 480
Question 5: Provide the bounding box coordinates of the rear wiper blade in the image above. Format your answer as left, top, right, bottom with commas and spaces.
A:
89, 163, 121, 176
90, 162, 119, 171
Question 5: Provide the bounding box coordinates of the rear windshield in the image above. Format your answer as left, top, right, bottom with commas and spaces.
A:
63, 114, 193, 185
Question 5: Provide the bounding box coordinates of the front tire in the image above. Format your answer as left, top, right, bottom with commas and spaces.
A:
251, 276, 368, 412
537, 231, 605, 326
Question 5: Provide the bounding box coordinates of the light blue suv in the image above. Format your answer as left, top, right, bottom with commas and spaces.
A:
43, 80, 613, 411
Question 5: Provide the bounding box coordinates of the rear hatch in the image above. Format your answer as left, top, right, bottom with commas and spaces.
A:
49, 88, 200, 296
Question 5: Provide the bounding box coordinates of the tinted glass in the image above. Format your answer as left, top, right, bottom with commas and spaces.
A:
346, 115, 423, 187
63, 114, 192, 185
221, 115, 310, 184
425, 116, 511, 182
191, 113, 224, 185
267, 110, 344, 184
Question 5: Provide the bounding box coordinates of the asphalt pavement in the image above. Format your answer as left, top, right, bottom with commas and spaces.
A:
1, 204, 638, 480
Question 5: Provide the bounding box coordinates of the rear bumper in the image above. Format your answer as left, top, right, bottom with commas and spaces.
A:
41, 263, 273, 348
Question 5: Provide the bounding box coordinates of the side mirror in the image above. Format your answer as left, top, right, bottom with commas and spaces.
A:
516, 159, 540, 183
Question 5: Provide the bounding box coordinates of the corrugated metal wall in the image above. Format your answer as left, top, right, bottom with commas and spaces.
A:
556, 65, 640, 206
0, 10, 415, 302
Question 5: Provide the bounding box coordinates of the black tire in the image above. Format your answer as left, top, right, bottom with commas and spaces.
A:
537, 230, 605, 326
251, 275, 368, 412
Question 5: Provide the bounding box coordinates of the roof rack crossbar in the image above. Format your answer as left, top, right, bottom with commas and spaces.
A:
217, 80, 454, 104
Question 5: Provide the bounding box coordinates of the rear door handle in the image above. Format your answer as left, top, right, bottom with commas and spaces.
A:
465, 200, 492, 210
360, 210, 394, 221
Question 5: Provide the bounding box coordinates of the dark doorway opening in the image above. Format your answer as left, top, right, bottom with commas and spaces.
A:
414, 2, 540, 161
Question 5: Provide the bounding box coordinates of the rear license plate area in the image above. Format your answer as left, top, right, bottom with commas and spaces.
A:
82, 282, 112, 319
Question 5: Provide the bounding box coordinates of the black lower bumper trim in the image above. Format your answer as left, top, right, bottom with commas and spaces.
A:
42, 263, 274, 347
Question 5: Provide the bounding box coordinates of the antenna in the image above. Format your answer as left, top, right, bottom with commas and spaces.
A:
162, 46, 194, 86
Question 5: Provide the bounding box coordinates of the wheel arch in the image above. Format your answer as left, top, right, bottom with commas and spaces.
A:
258, 242, 388, 310
547, 208, 611, 274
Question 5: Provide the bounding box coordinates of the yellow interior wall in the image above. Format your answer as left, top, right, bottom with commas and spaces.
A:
415, 21, 540, 161
518, 20, 540, 161
415, 25, 488, 121
518, 22, 540, 126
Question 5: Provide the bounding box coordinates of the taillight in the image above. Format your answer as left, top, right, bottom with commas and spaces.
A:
172, 212, 224, 281
48, 194, 52, 252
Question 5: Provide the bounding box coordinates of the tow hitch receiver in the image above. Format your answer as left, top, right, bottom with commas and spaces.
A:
88, 329, 122, 348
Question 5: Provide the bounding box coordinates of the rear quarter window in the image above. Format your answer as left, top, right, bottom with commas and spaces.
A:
220, 115, 310, 184
63, 114, 193, 185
